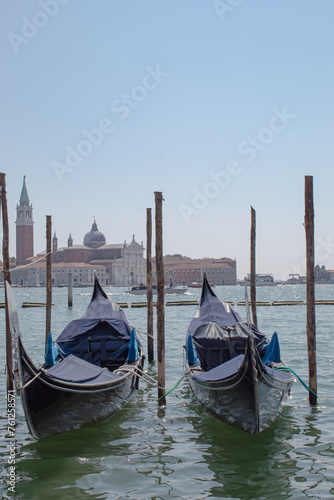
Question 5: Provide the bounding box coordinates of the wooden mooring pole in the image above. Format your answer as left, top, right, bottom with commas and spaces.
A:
68, 272, 73, 307
304, 176, 317, 405
250, 206, 257, 328
146, 208, 154, 362
155, 192, 165, 404
46, 215, 52, 350
0, 173, 14, 391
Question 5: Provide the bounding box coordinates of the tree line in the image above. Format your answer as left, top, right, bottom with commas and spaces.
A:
314, 265, 332, 283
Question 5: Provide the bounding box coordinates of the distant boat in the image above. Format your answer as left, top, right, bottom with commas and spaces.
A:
125, 284, 187, 295
6, 277, 144, 439
165, 285, 188, 295
240, 274, 278, 286
189, 282, 215, 288
184, 274, 294, 434
125, 284, 157, 295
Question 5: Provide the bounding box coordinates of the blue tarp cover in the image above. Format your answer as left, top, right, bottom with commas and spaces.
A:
46, 354, 118, 384
45, 332, 60, 367
186, 334, 200, 365
261, 331, 281, 365
127, 328, 139, 362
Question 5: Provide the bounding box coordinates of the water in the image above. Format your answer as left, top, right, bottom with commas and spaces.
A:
0, 285, 333, 500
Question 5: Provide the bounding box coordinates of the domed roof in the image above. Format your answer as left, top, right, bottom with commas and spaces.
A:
83, 220, 106, 248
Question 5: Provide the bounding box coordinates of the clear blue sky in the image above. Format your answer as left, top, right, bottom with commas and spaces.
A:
1, 0, 333, 279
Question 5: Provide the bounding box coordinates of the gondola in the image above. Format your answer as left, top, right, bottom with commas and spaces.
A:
184, 274, 294, 434
6, 277, 145, 439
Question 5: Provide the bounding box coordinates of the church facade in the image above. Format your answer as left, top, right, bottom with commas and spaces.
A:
51, 222, 146, 286
10, 177, 146, 286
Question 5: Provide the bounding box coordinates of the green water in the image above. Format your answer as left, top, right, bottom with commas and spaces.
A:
0, 285, 333, 500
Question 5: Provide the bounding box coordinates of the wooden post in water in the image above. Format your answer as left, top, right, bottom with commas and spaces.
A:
304, 175, 317, 405
146, 208, 154, 362
155, 192, 165, 404
0, 173, 14, 391
68, 272, 73, 307
250, 206, 257, 328
46, 215, 52, 349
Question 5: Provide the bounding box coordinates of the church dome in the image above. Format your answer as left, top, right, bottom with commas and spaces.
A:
83, 220, 106, 248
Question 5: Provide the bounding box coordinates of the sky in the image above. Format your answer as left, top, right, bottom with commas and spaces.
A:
1, 0, 333, 280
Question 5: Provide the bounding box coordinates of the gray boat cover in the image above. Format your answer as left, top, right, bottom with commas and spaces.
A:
186, 276, 272, 371
57, 318, 131, 343
186, 275, 267, 347
192, 354, 291, 382
192, 354, 244, 381
186, 296, 242, 339
46, 354, 118, 384
55, 278, 140, 365
57, 279, 131, 343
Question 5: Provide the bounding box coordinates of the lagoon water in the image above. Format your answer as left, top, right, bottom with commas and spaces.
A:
0, 284, 333, 500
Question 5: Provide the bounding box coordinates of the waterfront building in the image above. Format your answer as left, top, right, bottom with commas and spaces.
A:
9, 178, 236, 287
10, 262, 107, 287
156, 256, 237, 286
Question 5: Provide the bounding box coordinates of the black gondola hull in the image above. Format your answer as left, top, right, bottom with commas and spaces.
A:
6, 279, 144, 439
185, 350, 293, 434
18, 338, 144, 439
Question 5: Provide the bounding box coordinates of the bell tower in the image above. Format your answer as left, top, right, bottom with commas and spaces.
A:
16, 176, 34, 264
53, 232, 58, 252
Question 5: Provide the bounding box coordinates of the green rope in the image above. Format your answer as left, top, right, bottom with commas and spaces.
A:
275, 366, 318, 398
156, 372, 188, 402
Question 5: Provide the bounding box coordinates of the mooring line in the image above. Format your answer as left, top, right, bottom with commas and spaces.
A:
275, 366, 318, 398
156, 370, 191, 402
129, 324, 154, 340
115, 366, 165, 390
20, 371, 42, 390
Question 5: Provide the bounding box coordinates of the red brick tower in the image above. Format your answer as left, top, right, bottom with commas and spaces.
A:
16, 176, 34, 264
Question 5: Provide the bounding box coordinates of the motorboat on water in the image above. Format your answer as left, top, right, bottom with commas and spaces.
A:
125, 284, 187, 295
240, 274, 278, 286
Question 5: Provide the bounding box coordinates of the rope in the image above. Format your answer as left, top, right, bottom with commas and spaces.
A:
115, 366, 165, 389
135, 331, 148, 343
129, 324, 154, 340
0, 251, 53, 273
275, 366, 318, 398
20, 371, 42, 390
156, 370, 190, 402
